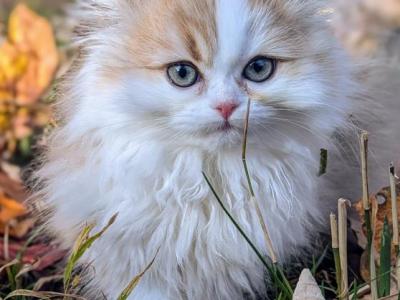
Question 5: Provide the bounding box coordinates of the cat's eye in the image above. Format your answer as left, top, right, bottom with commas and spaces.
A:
167, 62, 199, 88
243, 56, 276, 83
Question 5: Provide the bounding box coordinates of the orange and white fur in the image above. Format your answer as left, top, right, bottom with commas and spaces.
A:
34, 0, 400, 299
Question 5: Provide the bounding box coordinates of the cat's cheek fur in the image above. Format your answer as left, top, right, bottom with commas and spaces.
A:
32, 0, 400, 299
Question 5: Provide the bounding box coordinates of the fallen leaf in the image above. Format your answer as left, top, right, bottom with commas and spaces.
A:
0, 217, 36, 239
354, 183, 400, 283
0, 170, 28, 202
0, 168, 31, 238
0, 194, 26, 223
354, 184, 400, 257
0, 239, 67, 271
1, 161, 22, 182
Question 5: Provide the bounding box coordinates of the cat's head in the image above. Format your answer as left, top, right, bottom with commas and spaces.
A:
69, 0, 355, 153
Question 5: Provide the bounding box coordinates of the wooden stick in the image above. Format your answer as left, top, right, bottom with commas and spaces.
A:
330, 213, 342, 297
338, 198, 351, 300
360, 131, 370, 211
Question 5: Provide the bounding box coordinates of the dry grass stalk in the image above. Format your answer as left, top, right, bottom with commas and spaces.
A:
330, 213, 339, 249
390, 164, 400, 291
349, 284, 371, 299
338, 198, 351, 300
330, 213, 342, 297
242, 98, 277, 264
359, 131, 378, 299
360, 131, 370, 211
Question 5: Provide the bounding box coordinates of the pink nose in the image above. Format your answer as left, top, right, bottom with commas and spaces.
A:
215, 102, 239, 120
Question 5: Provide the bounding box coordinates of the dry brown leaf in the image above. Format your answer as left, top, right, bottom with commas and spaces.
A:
354, 184, 400, 255
0, 240, 67, 271
354, 183, 400, 281
0, 170, 28, 202
1, 161, 22, 182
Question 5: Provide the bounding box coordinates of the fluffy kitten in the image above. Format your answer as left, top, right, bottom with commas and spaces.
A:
33, 0, 400, 299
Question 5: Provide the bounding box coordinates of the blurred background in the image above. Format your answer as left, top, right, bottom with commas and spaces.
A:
0, 0, 399, 298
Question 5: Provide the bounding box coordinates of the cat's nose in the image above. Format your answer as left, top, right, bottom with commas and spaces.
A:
215, 102, 239, 120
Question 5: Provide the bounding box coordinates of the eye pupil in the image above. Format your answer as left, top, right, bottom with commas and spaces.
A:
178, 66, 188, 78
253, 61, 265, 73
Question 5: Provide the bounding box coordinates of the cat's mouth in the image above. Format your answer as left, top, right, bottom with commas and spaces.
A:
194, 121, 242, 139
210, 121, 241, 136
217, 121, 233, 131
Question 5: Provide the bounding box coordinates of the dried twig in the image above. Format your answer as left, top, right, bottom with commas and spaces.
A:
360, 131, 378, 299
360, 131, 370, 210
338, 198, 351, 300
330, 213, 342, 297
242, 98, 277, 264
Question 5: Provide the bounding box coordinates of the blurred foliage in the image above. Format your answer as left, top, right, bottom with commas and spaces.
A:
0, 0, 73, 24
0, 4, 57, 160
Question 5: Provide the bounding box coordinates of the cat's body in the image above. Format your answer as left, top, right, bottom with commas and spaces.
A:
34, 0, 400, 299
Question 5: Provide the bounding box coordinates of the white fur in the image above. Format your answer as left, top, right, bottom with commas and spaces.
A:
34, 0, 400, 299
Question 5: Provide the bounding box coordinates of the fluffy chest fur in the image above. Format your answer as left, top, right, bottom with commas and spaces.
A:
47, 135, 322, 299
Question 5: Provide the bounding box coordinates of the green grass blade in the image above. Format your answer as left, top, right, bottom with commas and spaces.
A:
202, 172, 293, 298
202, 172, 270, 269
0, 260, 19, 276
332, 247, 342, 297
378, 217, 392, 297
351, 281, 359, 300
311, 245, 329, 276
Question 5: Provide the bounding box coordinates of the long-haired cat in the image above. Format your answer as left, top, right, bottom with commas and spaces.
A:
33, 0, 400, 299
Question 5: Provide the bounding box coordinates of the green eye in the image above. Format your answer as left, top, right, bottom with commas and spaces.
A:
243, 56, 276, 82
167, 62, 199, 88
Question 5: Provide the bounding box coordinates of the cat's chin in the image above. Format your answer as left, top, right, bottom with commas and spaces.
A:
184, 126, 244, 150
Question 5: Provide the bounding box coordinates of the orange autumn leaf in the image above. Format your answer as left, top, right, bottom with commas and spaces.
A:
0, 194, 27, 223
7, 4, 59, 105
0, 42, 29, 99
